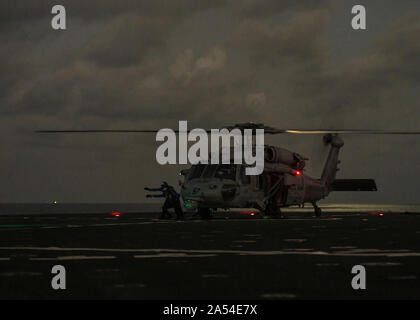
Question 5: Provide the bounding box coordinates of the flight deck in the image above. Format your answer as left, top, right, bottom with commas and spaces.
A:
0, 210, 420, 299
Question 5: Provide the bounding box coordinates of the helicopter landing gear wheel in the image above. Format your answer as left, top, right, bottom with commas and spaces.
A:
198, 208, 212, 220
265, 200, 282, 218
312, 203, 322, 217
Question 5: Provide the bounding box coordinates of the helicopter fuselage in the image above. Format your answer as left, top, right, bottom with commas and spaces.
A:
180, 165, 326, 212
180, 142, 330, 214
179, 136, 351, 217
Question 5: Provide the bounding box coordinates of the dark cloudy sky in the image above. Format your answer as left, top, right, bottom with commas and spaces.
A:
1, 0, 419, 204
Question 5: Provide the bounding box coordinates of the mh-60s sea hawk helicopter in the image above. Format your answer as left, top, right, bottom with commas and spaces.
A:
37, 122, 420, 219
178, 123, 378, 219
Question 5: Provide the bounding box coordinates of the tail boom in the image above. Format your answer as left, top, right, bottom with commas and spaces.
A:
320, 134, 344, 194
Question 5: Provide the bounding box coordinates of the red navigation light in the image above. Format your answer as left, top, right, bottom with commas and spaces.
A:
369, 211, 384, 217
111, 212, 121, 217
296, 170, 301, 176
240, 211, 256, 216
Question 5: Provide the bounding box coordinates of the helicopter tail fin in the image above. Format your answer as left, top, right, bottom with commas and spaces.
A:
320, 134, 344, 194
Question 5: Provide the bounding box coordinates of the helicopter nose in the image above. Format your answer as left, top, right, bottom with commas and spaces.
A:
183, 183, 223, 202
200, 185, 222, 200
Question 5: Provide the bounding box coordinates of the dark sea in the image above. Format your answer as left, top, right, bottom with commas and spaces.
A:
0, 203, 419, 215
0, 203, 160, 215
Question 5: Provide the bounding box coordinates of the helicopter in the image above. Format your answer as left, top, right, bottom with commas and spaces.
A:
37, 122, 420, 219
177, 123, 377, 219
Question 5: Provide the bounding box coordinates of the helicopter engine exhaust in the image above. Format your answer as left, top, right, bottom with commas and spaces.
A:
264, 146, 306, 170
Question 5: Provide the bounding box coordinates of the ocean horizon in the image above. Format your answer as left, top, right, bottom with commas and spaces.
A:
1, 202, 420, 215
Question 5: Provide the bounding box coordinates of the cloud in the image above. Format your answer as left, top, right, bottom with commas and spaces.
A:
245, 92, 266, 109
227, 0, 331, 20
230, 9, 330, 68
169, 47, 226, 84
287, 12, 420, 128
1, 1, 420, 202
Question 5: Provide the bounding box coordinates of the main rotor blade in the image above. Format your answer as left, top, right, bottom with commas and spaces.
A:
35, 129, 211, 134
283, 129, 420, 134
222, 123, 420, 134
35, 128, 420, 135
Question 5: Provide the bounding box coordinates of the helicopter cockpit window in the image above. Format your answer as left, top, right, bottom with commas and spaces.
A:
202, 165, 219, 178
188, 164, 206, 180
199, 164, 236, 181
214, 164, 236, 181
241, 166, 251, 184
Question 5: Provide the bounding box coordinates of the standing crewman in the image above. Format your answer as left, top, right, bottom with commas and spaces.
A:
145, 182, 184, 220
